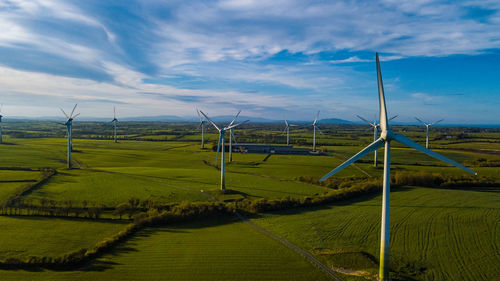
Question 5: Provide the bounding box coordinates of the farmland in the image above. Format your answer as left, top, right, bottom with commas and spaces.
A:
0, 121, 499, 280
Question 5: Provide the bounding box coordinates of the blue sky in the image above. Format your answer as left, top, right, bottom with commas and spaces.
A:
0, 0, 499, 123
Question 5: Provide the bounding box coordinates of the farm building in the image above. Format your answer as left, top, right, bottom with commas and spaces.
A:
233, 144, 314, 155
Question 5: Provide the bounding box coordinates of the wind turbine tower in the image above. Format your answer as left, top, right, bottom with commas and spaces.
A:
60, 104, 80, 169
312, 111, 322, 151
112, 107, 118, 143
357, 114, 398, 166
196, 108, 206, 149
283, 120, 297, 145
199, 110, 248, 191
0, 104, 3, 144
320, 53, 475, 281
415, 117, 443, 149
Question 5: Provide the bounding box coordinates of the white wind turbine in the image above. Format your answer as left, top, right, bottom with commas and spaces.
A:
415, 117, 443, 149
228, 110, 242, 163
357, 114, 398, 166
312, 111, 322, 151
199, 110, 248, 191
0, 104, 3, 144
282, 120, 298, 145
60, 104, 80, 169
111, 106, 118, 143
196, 108, 207, 149
320, 53, 476, 281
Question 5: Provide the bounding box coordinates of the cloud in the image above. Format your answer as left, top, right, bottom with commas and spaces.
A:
329, 56, 371, 64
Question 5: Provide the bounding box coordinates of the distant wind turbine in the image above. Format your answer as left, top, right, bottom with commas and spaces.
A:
415, 117, 443, 149
60, 104, 80, 169
0, 104, 3, 144
111, 107, 118, 143
196, 108, 206, 149
357, 114, 398, 166
312, 111, 322, 151
282, 120, 298, 145
228, 110, 242, 163
199, 110, 248, 191
320, 53, 475, 281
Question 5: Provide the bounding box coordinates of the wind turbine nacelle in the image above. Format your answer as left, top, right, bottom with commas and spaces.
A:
380, 129, 394, 141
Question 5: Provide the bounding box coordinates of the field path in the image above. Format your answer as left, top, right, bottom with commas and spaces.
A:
235, 212, 344, 281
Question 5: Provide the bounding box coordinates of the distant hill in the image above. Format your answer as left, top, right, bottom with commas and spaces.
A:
318, 118, 353, 124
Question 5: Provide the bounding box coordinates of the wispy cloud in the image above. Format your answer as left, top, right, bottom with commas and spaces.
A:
0, 0, 498, 122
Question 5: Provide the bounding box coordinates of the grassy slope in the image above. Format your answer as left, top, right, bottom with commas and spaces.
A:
251, 187, 500, 281
0, 217, 332, 281
0, 216, 126, 259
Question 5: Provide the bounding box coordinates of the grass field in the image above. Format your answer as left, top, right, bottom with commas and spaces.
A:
0, 216, 127, 259
0, 170, 43, 204
0, 123, 499, 280
0, 217, 334, 281
251, 186, 500, 281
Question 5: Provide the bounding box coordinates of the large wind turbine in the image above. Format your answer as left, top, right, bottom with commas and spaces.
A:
357, 114, 398, 166
312, 111, 322, 151
415, 117, 443, 149
196, 108, 206, 149
111, 106, 118, 143
320, 53, 475, 281
60, 104, 80, 169
199, 110, 248, 191
282, 120, 298, 145
0, 104, 3, 144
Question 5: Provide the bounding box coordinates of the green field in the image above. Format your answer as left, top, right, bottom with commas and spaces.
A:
0, 217, 333, 281
0, 122, 499, 280
251, 186, 500, 281
0, 216, 126, 259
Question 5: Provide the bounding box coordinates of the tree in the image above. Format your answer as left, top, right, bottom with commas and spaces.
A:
114, 203, 130, 219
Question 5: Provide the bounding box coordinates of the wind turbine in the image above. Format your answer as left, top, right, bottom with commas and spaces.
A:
0, 104, 3, 144
199, 110, 248, 191
312, 111, 322, 151
319, 53, 475, 281
60, 104, 80, 169
415, 117, 443, 149
282, 120, 298, 145
228, 110, 241, 163
196, 108, 206, 149
111, 106, 118, 143
357, 114, 398, 166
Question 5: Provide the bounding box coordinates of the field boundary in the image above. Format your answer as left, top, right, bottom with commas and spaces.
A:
235, 211, 344, 281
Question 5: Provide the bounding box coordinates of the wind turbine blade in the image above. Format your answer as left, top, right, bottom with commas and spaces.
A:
415, 117, 427, 126
215, 134, 222, 163
376, 53, 388, 131
284, 120, 288, 127
315, 125, 324, 135
431, 119, 444, 126
313, 111, 320, 124
60, 108, 69, 119
199, 110, 220, 131
357, 115, 374, 126
196, 108, 203, 122
392, 133, 476, 175
69, 104, 78, 118
114, 106, 116, 119
319, 138, 385, 181
72, 113, 80, 119
389, 115, 398, 121
231, 129, 237, 144
227, 120, 249, 130
282, 126, 287, 135
229, 110, 241, 126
